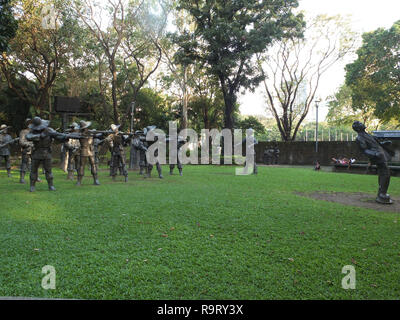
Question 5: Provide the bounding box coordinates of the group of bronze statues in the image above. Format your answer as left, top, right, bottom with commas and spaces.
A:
1, 118, 396, 204
0, 117, 186, 192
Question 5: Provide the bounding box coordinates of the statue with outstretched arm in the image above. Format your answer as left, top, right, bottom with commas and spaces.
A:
26, 117, 79, 192
65, 122, 81, 181
105, 124, 130, 182
352, 121, 395, 204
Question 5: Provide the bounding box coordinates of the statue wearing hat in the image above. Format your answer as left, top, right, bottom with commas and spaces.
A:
105, 124, 129, 182
75, 120, 101, 186
18, 118, 34, 183
26, 117, 75, 192
0, 124, 16, 177
352, 121, 395, 204
132, 130, 148, 175
65, 122, 81, 180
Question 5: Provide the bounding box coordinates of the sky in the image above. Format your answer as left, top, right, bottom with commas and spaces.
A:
238, 0, 400, 121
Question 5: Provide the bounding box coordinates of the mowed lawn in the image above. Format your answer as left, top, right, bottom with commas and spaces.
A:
0, 165, 399, 300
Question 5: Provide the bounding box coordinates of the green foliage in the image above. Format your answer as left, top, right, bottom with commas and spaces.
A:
345, 20, 400, 122
120, 87, 176, 131
236, 115, 265, 137
187, 95, 225, 131
0, 78, 33, 132
0, 0, 18, 52
326, 84, 378, 128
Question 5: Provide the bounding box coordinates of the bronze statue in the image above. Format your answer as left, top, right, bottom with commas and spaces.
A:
105, 124, 129, 182
353, 121, 395, 204
132, 130, 148, 176
18, 119, 34, 183
76, 120, 100, 186
273, 143, 280, 165
65, 122, 80, 180
263, 147, 274, 165
0, 124, 18, 177
26, 117, 74, 192
169, 135, 185, 176
144, 126, 163, 179
93, 135, 105, 172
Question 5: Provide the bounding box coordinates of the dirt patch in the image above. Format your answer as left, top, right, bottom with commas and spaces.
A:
296, 191, 400, 213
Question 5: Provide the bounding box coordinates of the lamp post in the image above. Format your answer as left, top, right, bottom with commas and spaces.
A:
315, 98, 321, 153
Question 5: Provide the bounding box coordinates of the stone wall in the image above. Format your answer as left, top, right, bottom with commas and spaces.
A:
256, 141, 400, 166
6, 139, 400, 167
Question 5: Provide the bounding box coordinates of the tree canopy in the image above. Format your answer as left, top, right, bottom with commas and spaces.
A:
172, 0, 305, 130
345, 20, 400, 123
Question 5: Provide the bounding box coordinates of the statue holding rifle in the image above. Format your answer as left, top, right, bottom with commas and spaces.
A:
105, 124, 131, 182
18, 119, 34, 183
0, 124, 19, 177
26, 117, 80, 192
65, 122, 81, 181
75, 120, 104, 186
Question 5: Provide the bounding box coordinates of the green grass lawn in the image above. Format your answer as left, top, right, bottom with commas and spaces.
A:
0, 165, 399, 299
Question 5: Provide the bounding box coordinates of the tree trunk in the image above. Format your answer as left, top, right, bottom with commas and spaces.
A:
204, 103, 209, 129
223, 92, 235, 130
110, 63, 120, 125
36, 89, 49, 117
182, 65, 188, 129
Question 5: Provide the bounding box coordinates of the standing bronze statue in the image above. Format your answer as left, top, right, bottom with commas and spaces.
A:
93, 135, 105, 173
0, 124, 18, 177
26, 117, 74, 192
169, 135, 185, 176
19, 119, 34, 183
144, 126, 163, 179
65, 122, 81, 180
132, 130, 148, 176
105, 124, 129, 182
76, 120, 100, 186
352, 121, 395, 204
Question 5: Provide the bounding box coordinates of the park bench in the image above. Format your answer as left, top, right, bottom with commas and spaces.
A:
332, 162, 400, 177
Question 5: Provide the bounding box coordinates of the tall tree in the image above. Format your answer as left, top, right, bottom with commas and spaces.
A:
257, 14, 356, 141
345, 20, 400, 122
173, 0, 304, 130
160, 5, 197, 130
74, 0, 129, 124
0, 0, 80, 116
120, 0, 168, 130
